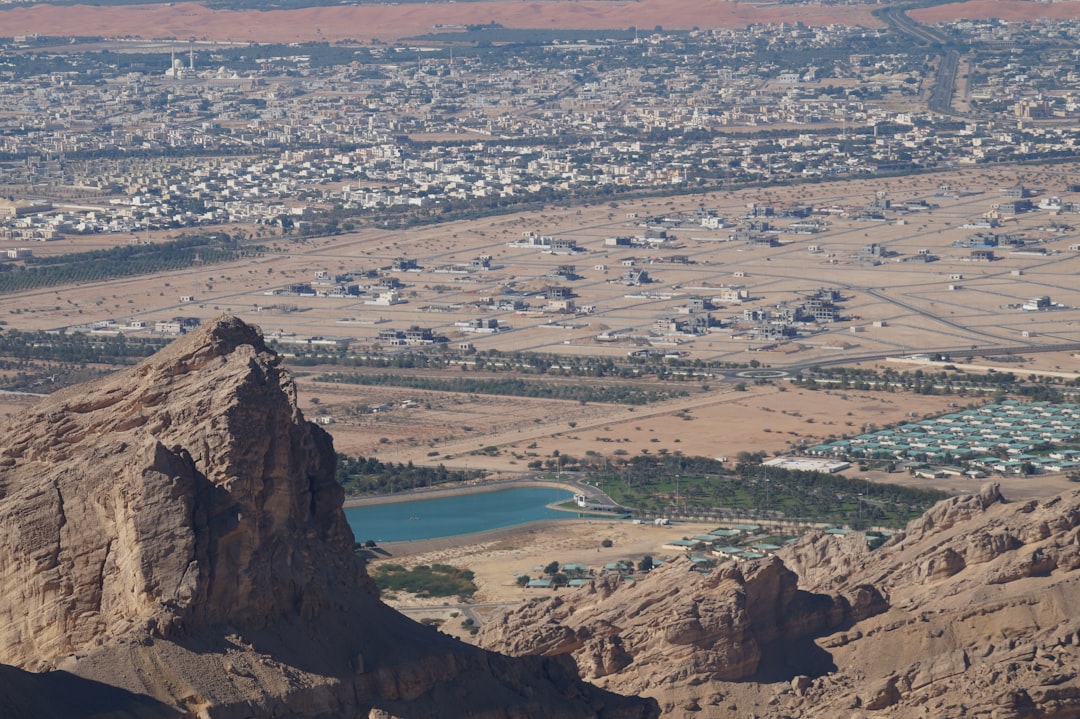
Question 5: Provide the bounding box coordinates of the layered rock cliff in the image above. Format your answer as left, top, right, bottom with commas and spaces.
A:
478, 553, 884, 694
0, 316, 658, 719
480, 482, 1080, 719
777, 482, 1080, 718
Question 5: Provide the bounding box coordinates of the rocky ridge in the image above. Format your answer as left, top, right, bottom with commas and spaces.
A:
479, 553, 885, 700
780, 482, 1080, 718
0, 316, 658, 719
480, 483, 1080, 718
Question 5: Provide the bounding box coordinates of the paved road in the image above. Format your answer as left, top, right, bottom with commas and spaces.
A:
876, 4, 962, 116
394, 601, 518, 628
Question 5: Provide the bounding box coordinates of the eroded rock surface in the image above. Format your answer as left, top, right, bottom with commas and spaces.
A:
482, 482, 1080, 719
0, 316, 658, 719
778, 483, 1080, 719
479, 553, 883, 694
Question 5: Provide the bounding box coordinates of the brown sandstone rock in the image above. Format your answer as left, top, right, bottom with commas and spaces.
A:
0, 317, 657, 719
861, 675, 900, 710
484, 477, 1080, 719
479, 553, 883, 696
918, 547, 966, 582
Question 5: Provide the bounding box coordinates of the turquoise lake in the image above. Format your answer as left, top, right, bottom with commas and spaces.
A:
344, 487, 575, 543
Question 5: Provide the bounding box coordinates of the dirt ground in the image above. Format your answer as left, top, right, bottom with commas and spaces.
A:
302, 376, 965, 469
371, 515, 722, 640
376, 517, 693, 602
4, 167, 1080, 362
911, 0, 1080, 24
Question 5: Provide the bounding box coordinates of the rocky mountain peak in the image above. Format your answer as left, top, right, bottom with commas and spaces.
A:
0, 316, 657, 718
0, 316, 355, 667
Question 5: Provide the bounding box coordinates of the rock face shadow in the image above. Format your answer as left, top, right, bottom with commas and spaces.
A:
0, 317, 659, 719
752, 636, 837, 684
0, 664, 182, 719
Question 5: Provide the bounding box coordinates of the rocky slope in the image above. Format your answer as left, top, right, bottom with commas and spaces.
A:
479, 553, 885, 705
0, 316, 657, 719
779, 482, 1080, 718
480, 483, 1080, 718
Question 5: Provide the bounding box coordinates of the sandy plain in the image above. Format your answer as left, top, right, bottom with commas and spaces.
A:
1, 0, 883, 45
4, 0, 1080, 47
2, 165, 1079, 468
911, 0, 1080, 24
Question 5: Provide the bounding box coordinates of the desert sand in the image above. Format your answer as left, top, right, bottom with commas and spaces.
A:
311, 378, 965, 468
0, 0, 882, 44
911, 0, 1080, 24
5, 0, 1078, 47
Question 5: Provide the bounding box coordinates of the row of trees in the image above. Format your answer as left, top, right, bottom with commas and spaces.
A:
0, 330, 169, 364
0, 234, 258, 294
280, 342, 749, 379
793, 365, 1080, 400
577, 454, 948, 528
335, 454, 486, 496
319, 372, 687, 405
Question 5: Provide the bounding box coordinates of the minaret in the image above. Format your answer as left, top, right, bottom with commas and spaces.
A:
189, 42, 194, 71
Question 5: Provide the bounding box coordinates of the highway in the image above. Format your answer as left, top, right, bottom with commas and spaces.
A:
783, 341, 1080, 376
876, 3, 962, 116
929, 49, 960, 115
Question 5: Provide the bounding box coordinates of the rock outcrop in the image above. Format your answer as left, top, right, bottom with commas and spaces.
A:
776, 482, 1080, 719
481, 481, 1080, 719
479, 553, 884, 694
0, 316, 658, 719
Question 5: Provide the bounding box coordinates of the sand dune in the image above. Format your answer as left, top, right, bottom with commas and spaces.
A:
7, 1, 1075, 51
2, 0, 881, 44
911, 0, 1080, 24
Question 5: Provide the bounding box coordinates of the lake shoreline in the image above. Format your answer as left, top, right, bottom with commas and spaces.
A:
372, 518, 594, 558
345, 485, 584, 545
342, 477, 579, 508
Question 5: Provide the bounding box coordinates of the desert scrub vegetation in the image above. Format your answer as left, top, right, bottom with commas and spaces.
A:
371, 563, 477, 599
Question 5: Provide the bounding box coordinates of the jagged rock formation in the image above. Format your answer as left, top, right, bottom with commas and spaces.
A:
481, 482, 1080, 719
777, 482, 1080, 718
478, 554, 884, 694
0, 316, 658, 719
